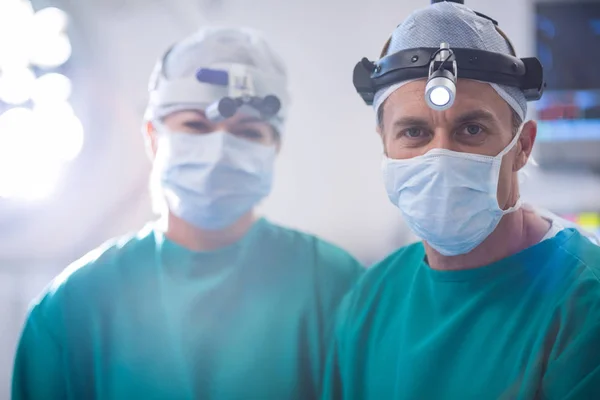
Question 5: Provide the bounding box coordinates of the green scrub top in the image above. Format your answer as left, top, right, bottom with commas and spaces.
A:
12, 218, 363, 400
323, 229, 600, 399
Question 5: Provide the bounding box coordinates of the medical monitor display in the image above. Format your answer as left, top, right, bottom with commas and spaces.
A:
535, 2, 600, 143
535, 1, 600, 168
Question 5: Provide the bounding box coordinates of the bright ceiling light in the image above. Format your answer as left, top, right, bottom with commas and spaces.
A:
33, 103, 85, 162
0, 0, 34, 69
0, 67, 36, 104
32, 7, 68, 36
0, 107, 62, 200
0, 2, 79, 201
29, 32, 72, 68
31, 73, 72, 104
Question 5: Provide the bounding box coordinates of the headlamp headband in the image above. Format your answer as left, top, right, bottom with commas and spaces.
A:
353, 46, 545, 106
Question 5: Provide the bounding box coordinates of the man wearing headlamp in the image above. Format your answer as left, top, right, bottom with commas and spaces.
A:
12, 27, 363, 399
323, 1, 600, 398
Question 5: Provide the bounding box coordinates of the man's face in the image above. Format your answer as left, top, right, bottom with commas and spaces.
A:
379, 79, 537, 210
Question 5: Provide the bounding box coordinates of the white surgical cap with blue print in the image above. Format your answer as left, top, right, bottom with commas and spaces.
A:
374, 2, 527, 122
145, 27, 290, 133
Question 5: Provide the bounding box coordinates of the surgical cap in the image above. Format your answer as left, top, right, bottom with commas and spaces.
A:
374, 2, 527, 122
145, 27, 290, 132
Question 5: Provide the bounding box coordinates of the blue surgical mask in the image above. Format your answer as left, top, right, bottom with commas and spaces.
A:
382, 130, 523, 256
151, 128, 276, 230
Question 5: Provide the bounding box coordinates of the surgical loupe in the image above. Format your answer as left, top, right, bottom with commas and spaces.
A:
205, 95, 281, 122
192, 66, 282, 122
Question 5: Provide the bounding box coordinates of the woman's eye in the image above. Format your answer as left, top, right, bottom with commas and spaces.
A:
183, 121, 211, 132
235, 129, 263, 139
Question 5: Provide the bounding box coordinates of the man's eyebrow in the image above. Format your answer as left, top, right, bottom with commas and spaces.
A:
390, 109, 500, 130
392, 116, 430, 129
454, 109, 498, 125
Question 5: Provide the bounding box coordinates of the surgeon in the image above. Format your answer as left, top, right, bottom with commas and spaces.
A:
12, 27, 363, 400
323, 1, 600, 399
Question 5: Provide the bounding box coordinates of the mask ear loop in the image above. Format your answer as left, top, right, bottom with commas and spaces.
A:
518, 123, 538, 185
496, 124, 524, 159
495, 124, 525, 213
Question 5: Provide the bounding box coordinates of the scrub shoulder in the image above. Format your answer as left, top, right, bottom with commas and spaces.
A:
25, 219, 364, 337
26, 225, 156, 330
328, 230, 600, 399
14, 220, 363, 398
338, 230, 600, 323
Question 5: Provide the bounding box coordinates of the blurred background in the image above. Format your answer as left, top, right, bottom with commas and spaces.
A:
0, 0, 599, 396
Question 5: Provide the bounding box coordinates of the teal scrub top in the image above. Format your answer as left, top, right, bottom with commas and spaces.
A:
12, 218, 363, 400
323, 229, 600, 400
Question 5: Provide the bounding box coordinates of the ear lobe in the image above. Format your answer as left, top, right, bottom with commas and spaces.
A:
143, 120, 154, 135
512, 136, 528, 172
513, 141, 526, 172
143, 121, 158, 158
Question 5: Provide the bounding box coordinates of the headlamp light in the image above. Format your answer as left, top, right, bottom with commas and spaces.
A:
425, 43, 457, 111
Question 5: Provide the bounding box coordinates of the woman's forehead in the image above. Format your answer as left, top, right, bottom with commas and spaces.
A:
165, 109, 267, 125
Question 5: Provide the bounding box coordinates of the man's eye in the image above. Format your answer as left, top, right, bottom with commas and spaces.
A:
403, 127, 424, 138
463, 124, 483, 136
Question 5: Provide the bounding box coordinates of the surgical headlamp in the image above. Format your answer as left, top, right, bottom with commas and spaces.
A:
146, 45, 285, 124
189, 66, 282, 123
425, 43, 457, 110
353, 0, 545, 111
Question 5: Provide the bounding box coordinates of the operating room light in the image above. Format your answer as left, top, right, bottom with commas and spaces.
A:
0, 2, 72, 69
29, 7, 72, 68
0, 0, 34, 69
31, 7, 68, 36
29, 33, 72, 69
33, 103, 84, 162
0, 67, 36, 104
31, 73, 72, 104
0, 1, 81, 201
0, 108, 62, 200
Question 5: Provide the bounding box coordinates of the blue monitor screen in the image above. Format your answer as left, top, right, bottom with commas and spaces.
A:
535, 2, 600, 143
